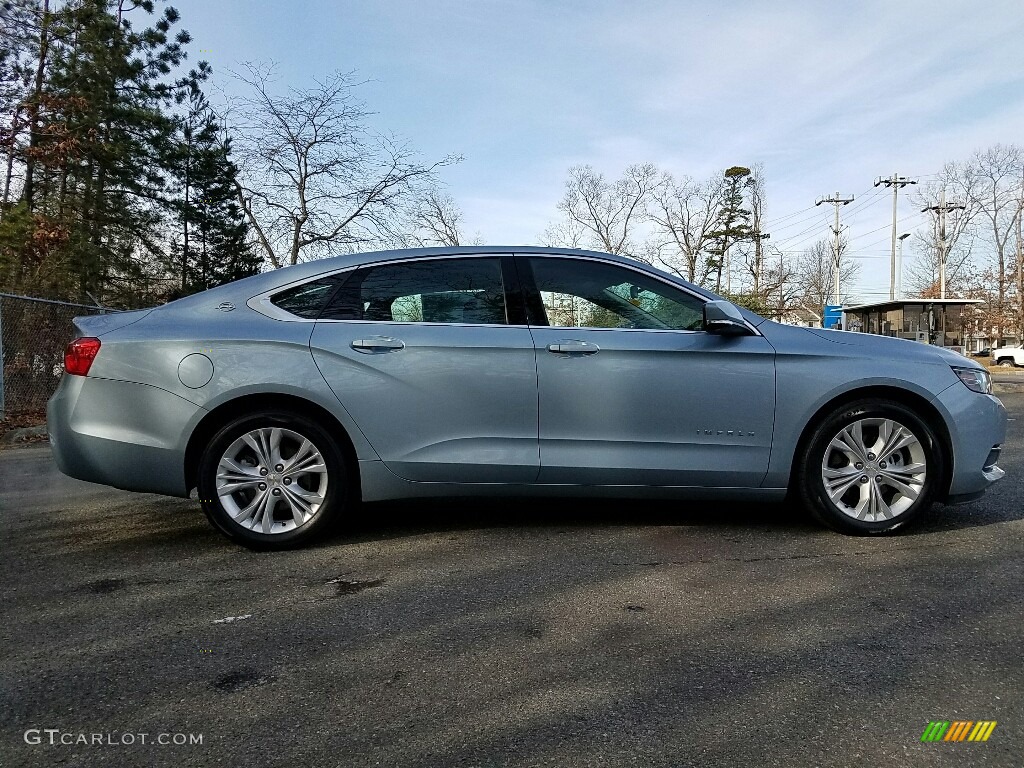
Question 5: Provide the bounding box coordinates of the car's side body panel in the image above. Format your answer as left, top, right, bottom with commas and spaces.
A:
311, 322, 540, 482
48, 374, 201, 496
355, 457, 789, 502
529, 325, 777, 486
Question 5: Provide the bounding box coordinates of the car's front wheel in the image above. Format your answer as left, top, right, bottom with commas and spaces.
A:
796, 399, 943, 535
198, 411, 349, 549
998, 358, 1016, 368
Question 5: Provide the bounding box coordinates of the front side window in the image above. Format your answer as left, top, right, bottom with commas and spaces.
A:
321, 258, 507, 324
526, 258, 705, 330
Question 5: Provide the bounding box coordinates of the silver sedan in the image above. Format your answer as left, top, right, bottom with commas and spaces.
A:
47, 247, 1007, 548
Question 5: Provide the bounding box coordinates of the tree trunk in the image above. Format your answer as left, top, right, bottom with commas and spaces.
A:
22, 0, 51, 213
182, 154, 189, 291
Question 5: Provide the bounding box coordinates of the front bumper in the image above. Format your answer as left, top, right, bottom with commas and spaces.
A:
47, 375, 204, 497
932, 384, 1008, 499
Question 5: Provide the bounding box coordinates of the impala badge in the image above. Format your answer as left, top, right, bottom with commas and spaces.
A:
698, 429, 754, 437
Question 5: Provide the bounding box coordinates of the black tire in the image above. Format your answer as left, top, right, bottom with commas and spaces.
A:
198, 411, 350, 550
795, 399, 944, 535
998, 358, 1015, 368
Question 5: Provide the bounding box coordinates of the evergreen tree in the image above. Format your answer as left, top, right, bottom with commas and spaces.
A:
705, 166, 753, 293
36, 0, 207, 303
166, 83, 257, 297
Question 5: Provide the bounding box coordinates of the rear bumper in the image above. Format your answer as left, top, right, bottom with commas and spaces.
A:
46, 375, 203, 497
932, 385, 1008, 499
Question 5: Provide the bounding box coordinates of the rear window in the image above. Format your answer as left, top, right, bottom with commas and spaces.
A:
269, 276, 344, 319
321, 258, 507, 324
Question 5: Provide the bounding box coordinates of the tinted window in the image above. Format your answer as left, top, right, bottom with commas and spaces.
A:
526, 258, 705, 330
270, 276, 343, 318
322, 258, 507, 324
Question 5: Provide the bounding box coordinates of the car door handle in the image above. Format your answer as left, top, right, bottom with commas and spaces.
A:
351, 337, 406, 353
547, 340, 600, 355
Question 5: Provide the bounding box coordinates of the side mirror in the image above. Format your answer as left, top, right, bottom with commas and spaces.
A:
703, 300, 752, 336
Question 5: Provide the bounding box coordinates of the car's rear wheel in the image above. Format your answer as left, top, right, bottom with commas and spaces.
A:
796, 399, 943, 535
198, 411, 349, 549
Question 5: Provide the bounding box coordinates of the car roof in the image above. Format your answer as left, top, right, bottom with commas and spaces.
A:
154, 245, 736, 318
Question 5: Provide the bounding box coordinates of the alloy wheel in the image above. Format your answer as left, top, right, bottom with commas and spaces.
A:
216, 427, 329, 534
820, 417, 927, 522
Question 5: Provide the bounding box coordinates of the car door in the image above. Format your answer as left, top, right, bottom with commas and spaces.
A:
519, 255, 776, 487
310, 255, 539, 483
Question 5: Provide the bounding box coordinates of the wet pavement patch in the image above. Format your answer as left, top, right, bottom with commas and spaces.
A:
86, 578, 127, 594
623, 605, 646, 612
329, 578, 383, 596
212, 668, 272, 693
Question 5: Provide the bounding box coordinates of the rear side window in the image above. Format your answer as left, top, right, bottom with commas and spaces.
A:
270, 276, 344, 319
321, 258, 507, 324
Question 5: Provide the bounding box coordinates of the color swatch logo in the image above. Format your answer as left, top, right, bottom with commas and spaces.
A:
921, 721, 997, 742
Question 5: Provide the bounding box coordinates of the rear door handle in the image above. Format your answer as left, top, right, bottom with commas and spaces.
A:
547, 340, 600, 355
351, 337, 406, 353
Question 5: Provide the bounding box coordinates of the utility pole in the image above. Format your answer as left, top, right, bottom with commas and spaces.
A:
1016, 167, 1023, 343
752, 232, 770, 296
875, 173, 917, 300
896, 232, 911, 299
815, 192, 854, 305
922, 190, 966, 299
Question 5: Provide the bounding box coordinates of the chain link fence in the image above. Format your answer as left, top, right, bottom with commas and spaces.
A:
0, 294, 121, 419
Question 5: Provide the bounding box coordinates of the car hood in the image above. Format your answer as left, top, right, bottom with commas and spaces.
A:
802, 327, 982, 368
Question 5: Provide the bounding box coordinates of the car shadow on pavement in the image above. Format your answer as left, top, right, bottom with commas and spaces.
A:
337, 497, 817, 547
336, 484, 1023, 547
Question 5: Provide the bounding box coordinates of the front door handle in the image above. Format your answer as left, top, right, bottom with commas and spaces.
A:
547, 340, 600, 355
351, 337, 406, 353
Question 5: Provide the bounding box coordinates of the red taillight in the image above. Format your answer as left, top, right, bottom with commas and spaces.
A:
65, 337, 101, 376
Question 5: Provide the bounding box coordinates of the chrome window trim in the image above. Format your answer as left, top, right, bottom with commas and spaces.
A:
247, 253, 513, 323
246, 250, 761, 337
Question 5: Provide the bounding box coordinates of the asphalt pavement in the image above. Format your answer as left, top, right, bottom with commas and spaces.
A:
1, 395, 1023, 768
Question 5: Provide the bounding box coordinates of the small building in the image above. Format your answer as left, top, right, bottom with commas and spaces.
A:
840, 299, 983, 354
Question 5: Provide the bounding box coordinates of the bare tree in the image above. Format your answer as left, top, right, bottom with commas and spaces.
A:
405, 191, 465, 247
540, 215, 587, 249
551, 163, 658, 257
740, 166, 769, 297
905, 214, 975, 298
645, 171, 723, 282
960, 144, 1022, 344
794, 239, 860, 320
228, 63, 460, 267
768, 246, 802, 320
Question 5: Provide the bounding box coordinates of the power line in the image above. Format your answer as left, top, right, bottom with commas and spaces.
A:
773, 215, 831, 249
762, 204, 819, 228
847, 212, 920, 244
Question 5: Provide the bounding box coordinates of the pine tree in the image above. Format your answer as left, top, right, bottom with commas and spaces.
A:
36, 0, 207, 303
166, 83, 256, 298
706, 166, 753, 293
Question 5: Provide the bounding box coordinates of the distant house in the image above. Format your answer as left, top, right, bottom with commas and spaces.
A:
776, 307, 823, 327
841, 299, 983, 354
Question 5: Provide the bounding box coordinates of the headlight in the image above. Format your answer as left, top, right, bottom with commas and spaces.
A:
951, 366, 992, 394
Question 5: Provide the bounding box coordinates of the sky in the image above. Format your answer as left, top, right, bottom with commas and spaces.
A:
169, 0, 1024, 303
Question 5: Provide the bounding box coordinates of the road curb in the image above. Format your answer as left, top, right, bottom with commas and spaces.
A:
0, 424, 48, 448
